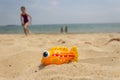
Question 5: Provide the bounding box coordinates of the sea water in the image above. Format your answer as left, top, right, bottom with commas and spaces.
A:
0, 23, 120, 34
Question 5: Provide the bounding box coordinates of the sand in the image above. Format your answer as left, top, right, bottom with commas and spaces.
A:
0, 33, 120, 80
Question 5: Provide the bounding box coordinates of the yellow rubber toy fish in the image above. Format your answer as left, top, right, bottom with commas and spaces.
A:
41, 46, 78, 65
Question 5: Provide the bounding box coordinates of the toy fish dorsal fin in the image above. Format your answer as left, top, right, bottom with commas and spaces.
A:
61, 47, 68, 51
51, 46, 68, 51
51, 47, 58, 51
71, 46, 78, 62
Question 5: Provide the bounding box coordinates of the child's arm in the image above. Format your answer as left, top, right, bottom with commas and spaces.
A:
27, 13, 32, 25
20, 14, 23, 26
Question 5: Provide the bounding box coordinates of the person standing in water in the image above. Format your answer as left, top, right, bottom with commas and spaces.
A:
61, 27, 63, 33
20, 6, 32, 36
65, 25, 68, 33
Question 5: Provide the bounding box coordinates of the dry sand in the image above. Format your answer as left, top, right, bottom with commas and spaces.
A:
0, 33, 120, 80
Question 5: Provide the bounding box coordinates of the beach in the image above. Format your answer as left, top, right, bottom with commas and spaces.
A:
0, 33, 120, 80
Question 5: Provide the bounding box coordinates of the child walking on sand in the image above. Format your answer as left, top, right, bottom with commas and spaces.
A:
20, 6, 32, 36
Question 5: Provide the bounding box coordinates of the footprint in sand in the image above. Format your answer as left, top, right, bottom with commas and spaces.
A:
58, 39, 66, 44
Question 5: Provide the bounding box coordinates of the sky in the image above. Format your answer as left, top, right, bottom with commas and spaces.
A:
0, 0, 120, 25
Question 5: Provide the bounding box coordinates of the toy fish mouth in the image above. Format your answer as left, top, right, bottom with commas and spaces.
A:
42, 62, 51, 66
42, 62, 46, 65
41, 61, 47, 65
41, 59, 51, 65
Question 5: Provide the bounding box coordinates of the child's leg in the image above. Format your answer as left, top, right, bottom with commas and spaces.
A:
23, 26, 27, 36
24, 22, 30, 35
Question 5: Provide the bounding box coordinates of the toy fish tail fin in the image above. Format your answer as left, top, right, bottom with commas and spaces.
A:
71, 46, 78, 62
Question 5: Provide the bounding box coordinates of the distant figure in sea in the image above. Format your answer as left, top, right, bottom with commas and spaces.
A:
65, 25, 68, 33
60, 25, 68, 34
20, 6, 32, 36
61, 27, 63, 33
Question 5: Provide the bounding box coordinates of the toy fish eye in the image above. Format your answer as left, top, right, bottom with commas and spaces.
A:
43, 51, 49, 58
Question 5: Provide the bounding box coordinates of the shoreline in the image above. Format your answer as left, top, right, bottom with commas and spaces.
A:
0, 32, 120, 35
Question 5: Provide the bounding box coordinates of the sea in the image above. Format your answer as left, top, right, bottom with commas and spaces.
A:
0, 23, 120, 34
